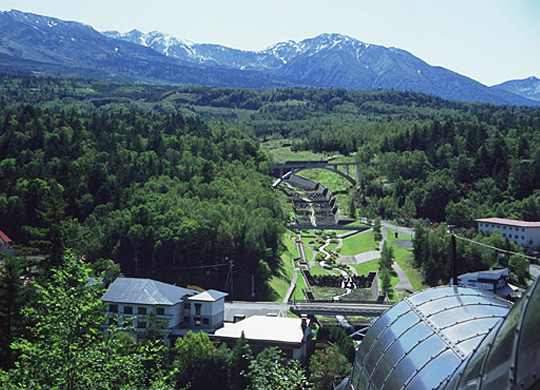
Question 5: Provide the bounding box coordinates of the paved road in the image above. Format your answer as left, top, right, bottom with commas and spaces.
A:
226, 301, 392, 319
381, 225, 414, 294
383, 221, 414, 238
530, 264, 540, 279
283, 233, 303, 303
392, 262, 414, 292
283, 266, 299, 303
338, 251, 380, 265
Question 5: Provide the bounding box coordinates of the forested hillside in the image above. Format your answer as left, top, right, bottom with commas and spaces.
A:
0, 75, 284, 299
171, 85, 540, 225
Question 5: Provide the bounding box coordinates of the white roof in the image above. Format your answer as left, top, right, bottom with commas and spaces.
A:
214, 315, 307, 344
188, 289, 228, 302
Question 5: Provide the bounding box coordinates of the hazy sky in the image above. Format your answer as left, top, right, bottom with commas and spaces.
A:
0, 0, 538, 86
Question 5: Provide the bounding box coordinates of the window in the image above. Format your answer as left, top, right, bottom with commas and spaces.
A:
522, 228, 525, 232
123, 306, 133, 314
194, 317, 201, 326
503, 233, 506, 237
137, 321, 146, 329
509, 234, 512, 238
195, 304, 202, 316
156, 307, 165, 315
522, 236, 525, 240
109, 304, 118, 313
184, 303, 191, 310
138, 307, 147, 315
203, 318, 209, 325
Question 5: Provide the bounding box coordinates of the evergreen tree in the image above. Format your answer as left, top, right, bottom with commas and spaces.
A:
230, 332, 253, 390
2, 253, 175, 390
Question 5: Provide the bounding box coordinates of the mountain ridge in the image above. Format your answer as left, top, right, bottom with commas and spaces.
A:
492, 76, 540, 102
0, 9, 537, 106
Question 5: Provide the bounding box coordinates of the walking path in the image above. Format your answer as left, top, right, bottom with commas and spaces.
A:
307, 246, 317, 267
392, 262, 414, 292
283, 268, 298, 303
312, 235, 355, 300
381, 226, 414, 294
283, 221, 415, 303
319, 237, 332, 261
333, 268, 353, 300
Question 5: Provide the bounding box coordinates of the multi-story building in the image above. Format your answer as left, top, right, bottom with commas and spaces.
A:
476, 217, 540, 247
101, 277, 227, 344
186, 289, 228, 331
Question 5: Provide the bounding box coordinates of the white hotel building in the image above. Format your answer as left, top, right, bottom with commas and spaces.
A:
476, 217, 540, 247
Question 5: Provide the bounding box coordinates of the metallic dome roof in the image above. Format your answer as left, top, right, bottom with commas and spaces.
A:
447, 274, 540, 390
347, 286, 512, 390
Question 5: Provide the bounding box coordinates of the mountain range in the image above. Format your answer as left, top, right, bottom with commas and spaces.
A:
0, 9, 538, 106
492, 76, 540, 102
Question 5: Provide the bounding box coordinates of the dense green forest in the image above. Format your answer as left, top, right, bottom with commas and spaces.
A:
2, 74, 540, 273
0, 75, 285, 298
2, 74, 540, 274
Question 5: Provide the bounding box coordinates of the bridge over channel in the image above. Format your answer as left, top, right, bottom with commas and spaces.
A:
272, 161, 362, 188
289, 302, 391, 317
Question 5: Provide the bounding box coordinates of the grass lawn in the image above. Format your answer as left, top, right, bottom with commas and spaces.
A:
298, 168, 352, 193
304, 244, 314, 263
345, 221, 369, 228
340, 230, 377, 255
268, 233, 298, 302
326, 241, 339, 252
309, 267, 334, 276
350, 259, 379, 276
350, 259, 400, 301
386, 227, 426, 291
293, 272, 308, 301
265, 145, 327, 164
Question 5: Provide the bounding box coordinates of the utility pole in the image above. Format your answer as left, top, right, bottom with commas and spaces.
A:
134, 250, 139, 275
251, 274, 255, 301
451, 235, 457, 286
224, 259, 234, 297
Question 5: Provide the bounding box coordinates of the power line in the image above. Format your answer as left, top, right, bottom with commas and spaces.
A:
453, 234, 538, 261
163, 263, 230, 270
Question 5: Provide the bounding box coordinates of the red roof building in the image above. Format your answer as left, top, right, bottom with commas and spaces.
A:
0, 229, 13, 252
0, 229, 12, 244
476, 218, 540, 247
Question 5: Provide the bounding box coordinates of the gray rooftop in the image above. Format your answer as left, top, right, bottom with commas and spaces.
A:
188, 289, 228, 302
101, 278, 197, 305
458, 268, 508, 280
